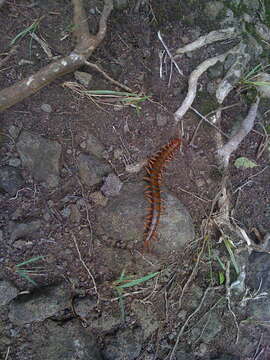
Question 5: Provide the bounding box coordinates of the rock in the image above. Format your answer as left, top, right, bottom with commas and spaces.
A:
73, 297, 96, 319
96, 182, 195, 255
207, 61, 224, 79
113, 0, 129, 10
16, 131, 62, 188
0, 280, 19, 305
211, 354, 240, 360
40, 104, 52, 113
33, 319, 103, 360
0, 166, 24, 196
255, 22, 270, 42
8, 124, 22, 139
80, 133, 105, 159
91, 311, 121, 332
247, 252, 270, 292
131, 301, 159, 340
102, 327, 142, 360
8, 158, 21, 167
204, 1, 224, 19
77, 153, 111, 186
101, 173, 123, 197
254, 73, 270, 98
156, 113, 168, 127
9, 283, 70, 325
75, 71, 93, 88
113, 148, 124, 160
175, 352, 194, 360
9, 220, 41, 243
191, 311, 222, 343
89, 191, 108, 206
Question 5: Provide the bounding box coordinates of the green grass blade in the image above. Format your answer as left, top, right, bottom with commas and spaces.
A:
116, 288, 125, 322
10, 21, 38, 46
215, 255, 226, 271
117, 271, 159, 289
223, 238, 239, 275
16, 256, 45, 268
16, 271, 37, 286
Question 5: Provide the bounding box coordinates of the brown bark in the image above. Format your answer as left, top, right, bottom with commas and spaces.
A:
0, 0, 113, 112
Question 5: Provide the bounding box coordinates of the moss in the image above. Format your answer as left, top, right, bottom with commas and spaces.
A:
196, 91, 219, 115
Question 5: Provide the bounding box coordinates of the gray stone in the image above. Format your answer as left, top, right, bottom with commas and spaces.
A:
131, 301, 159, 340
75, 71, 93, 88
101, 173, 123, 197
9, 283, 70, 325
0, 166, 24, 195
191, 312, 222, 343
207, 61, 224, 79
255, 22, 270, 42
254, 73, 270, 98
113, 0, 129, 10
77, 153, 111, 186
102, 327, 142, 360
8, 124, 22, 139
16, 131, 62, 188
96, 182, 194, 254
91, 311, 121, 332
33, 320, 103, 360
0, 280, 18, 305
89, 191, 108, 206
80, 133, 105, 158
204, 1, 224, 19
40, 104, 52, 113
9, 220, 41, 243
8, 158, 21, 167
156, 113, 168, 127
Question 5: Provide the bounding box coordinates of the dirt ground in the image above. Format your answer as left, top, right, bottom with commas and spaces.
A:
0, 1, 270, 359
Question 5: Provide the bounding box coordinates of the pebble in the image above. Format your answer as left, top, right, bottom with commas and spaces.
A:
40, 104, 52, 113
8, 158, 21, 167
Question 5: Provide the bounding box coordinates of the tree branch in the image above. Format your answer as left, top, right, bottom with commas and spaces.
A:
0, 0, 114, 112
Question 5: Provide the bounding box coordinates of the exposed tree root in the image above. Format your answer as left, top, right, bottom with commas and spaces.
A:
175, 27, 238, 56
218, 97, 260, 168
0, 0, 113, 112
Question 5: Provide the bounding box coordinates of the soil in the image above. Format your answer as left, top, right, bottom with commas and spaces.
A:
0, 1, 270, 359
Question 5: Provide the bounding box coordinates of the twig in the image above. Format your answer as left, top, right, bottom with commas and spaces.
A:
71, 232, 99, 301
4, 346, 10, 360
30, 33, 53, 58
233, 166, 268, 194
225, 260, 240, 344
0, 45, 18, 67
157, 31, 184, 76
169, 286, 216, 360
217, 97, 260, 168
84, 61, 133, 92
178, 236, 207, 310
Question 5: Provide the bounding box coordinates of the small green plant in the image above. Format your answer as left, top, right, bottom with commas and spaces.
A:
13, 256, 45, 286
240, 63, 270, 89
223, 238, 240, 276
112, 269, 159, 321
63, 82, 150, 114
10, 17, 43, 56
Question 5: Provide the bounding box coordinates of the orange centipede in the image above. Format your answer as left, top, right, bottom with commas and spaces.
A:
143, 138, 181, 251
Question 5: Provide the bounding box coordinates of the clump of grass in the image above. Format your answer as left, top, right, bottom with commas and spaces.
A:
10, 17, 43, 56
112, 269, 159, 321
240, 63, 270, 89
63, 82, 150, 114
13, 256, 46, 286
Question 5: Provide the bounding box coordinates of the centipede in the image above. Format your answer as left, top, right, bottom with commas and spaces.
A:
144, 138, 181, 251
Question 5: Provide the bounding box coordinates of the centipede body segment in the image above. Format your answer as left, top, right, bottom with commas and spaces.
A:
143, 138, 181, 251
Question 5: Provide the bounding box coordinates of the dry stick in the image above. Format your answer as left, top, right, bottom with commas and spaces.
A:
217, 97, 260, 168
0, 45, 18, 67
85, 61, 133, 92
225, 260, 240, 344
71, 232, 99, 301
0, 0, 113, 111
169, 286, 217, 360
174, 51, 231, 124
175, 27, 238, 55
